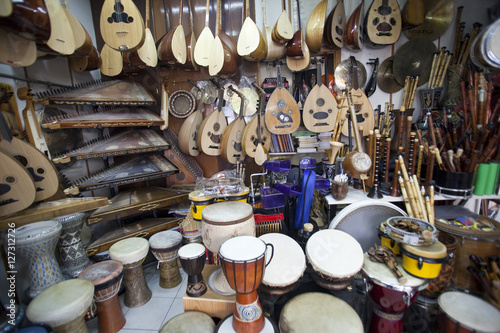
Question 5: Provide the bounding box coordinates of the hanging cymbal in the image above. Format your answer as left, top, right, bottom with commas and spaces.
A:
393, 38, 436, 86
377, 56, 403, 93
334, 58, 367, 91
403, 0, 454, 41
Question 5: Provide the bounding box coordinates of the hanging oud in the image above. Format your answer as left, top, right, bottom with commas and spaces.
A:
197, 84, 227, 156
271, 0, 293, 43
286, 0, 310, 72
130, 0, 157, 68
365, 0, 402, 46
0, 0, 51, 43
324, 0, 346, 49
220, 87, 247, 164
344, 0, 365, 50
99, 43, 123, 76
237, 0, 267, 61
100, 0, 145, 52
158, 0, 186, 65
193, 0, 214, 67
263, 0, 285, 61
209, 0, 238, 77
52, 129, 170, 164
60, 0, 93, 56
178, 0, 198, 71
43, 0, 76, 55
305, 0, 328, 53
178, 85, 205, 156
0, 27, 37, 67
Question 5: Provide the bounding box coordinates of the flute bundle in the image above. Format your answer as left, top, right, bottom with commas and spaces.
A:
402, 76, 419, 109
428, 48, 452, 88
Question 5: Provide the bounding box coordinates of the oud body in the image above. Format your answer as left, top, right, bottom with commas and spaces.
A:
305, 0, 327, 53
365, 0, 401, 46
242, 113, 271, 158
221, 117, 246, 164
324, 0, 346, 49
0, 28, 37, 67
197, 90, 227, 156
344, 0, 364, 50
338, 88, 374, 137
194, 0, 214, 67
0, 0, 51, 42
99, 43, 123, 76
179, 92, 205, 156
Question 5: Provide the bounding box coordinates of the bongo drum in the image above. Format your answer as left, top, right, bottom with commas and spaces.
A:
178, 243, 207, 297
189, 190, 216, 222
16, 220, 64, 298
149, 230, 183, 289
306, 229, 364, 290
26, 279, 94, 333
219, 236, 274, 333
56, 212, 91, 278
362, 252, 428, 333
159, 311, 215, 333
400, 241, 448, 280
258, 233, 306, 295
202, 201, 256, 295
78, 260, 126, 333
109, 237, 152, 308
438, 291, 500, 333
279, 292, 364, 333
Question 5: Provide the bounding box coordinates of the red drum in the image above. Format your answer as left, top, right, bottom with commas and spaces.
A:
219, 236, 273, 333
362, 253, 428, 333
438, 291, 500, 332
178, 243, 207, 297
78, 260, 126, 333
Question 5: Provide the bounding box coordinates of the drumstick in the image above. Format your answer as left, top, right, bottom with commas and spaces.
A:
383, 252, 407, 284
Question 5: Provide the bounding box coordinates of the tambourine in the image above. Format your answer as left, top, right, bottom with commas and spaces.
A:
385, 216, 437, 246
169, 90, 196, 118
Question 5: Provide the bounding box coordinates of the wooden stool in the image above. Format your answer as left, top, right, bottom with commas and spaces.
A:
26, 279, 94, 333
159, 311, 215, 333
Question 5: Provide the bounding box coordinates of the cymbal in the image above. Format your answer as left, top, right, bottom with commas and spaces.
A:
393, 38, 436, 86
377, 56, 403, 93
334, 59, 367, 91
403, 0, 454, 41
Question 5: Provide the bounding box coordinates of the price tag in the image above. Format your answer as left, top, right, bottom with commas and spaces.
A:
403, 233, 420, 246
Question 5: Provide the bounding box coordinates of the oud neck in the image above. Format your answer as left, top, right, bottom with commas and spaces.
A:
295, 0, 302, 30
204, 0, 210, 27
215, 0, 221, 36
145, 0, 150, 27
347, 87, 363, 151
0, 112, 13, 142
317, 60, 322, 87
178, 0, 183, 25
262, 0, 267, 25
350, 56, 359, 90
187, 0, 194, 31
245, 0, 250, 19
276, 64, 283, 89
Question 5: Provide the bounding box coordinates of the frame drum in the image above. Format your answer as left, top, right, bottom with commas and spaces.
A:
438, 291, 500, 332
470, 18, 500, 70
178, 243, 207, 297
149, 230, 183, 289
258, 233, 305, 294
306, 229, 364, 290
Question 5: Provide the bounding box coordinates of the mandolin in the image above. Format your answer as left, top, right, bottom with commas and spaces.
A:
130, 0, 157, 68
61, 0, 93, 56
272, 0, 293, 43
179, 84, 204, 157
242, 85, 271, 161
0, 112, 59, 202
303, 59, 338, 133
197, 84, 227, 156
209, 0, 238, 77
263, 0, 285, 61
99, 43, 123, 76
221, 88, 247, 164
157, 0, 186, 65
365, 0, 402, 46
237, 0, 267, 61
286, 0, 310, 72
44, 0, 76, 55
265, 63, 300, 134
0, 151, 36, 218
0, 0, 51, 43
193, 0, 214, 67
178, 0, 198, 71
100, 0, 145, 52
344, 0, 365, 51
0, 28, 37, 67
305, 0, 328, 53
324, 0, 346, 49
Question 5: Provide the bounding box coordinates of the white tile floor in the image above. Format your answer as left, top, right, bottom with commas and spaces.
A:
87, 262, 188, 333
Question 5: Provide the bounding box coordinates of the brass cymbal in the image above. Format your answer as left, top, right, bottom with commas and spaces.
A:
393, 38, 437, 86
377, 56, 403, 93
403, 0, 454, 41
334, 58, 367, 91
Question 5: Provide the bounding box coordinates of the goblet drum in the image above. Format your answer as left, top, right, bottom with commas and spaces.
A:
178, 243, 207, 297
201, 201, 256, 295
159, 311, 215, 333
362, 252, 428, 333
26, 279, 94, 333
219, 236, 273, 333
109, 237, 152, 308
149, 230, 183, 289
16, 220, 64, 298
78, 260, 126, 333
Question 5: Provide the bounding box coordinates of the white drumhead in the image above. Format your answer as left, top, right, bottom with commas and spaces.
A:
160, 311, 215, 333
219, 236, 265, 261
202, 201, 253, 224
279, 292, 363, 333
258, 233, 305, 287
149, 230, 183, 249
438, 291, 500, 332
27, 279, 94, 328
306, 230, 363, 279
217, 316, 275, 333
15, 220, 62, 244
362, 253, 427, 290
109, 237, 149, 265
178, 243, 206, 259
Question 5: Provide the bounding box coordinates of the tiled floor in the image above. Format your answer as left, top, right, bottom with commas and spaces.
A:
87, 262, 188, 333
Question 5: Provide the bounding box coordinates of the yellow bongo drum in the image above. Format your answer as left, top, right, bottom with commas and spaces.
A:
400, 241, 448, 279
189, 190, 216, 222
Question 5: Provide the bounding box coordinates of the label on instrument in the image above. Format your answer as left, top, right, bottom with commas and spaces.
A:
478, 89, 486, 102
403, 233, 420, 246
234, 299, 263, 323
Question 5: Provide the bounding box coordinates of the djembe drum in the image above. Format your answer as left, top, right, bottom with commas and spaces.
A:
149, 230, 183, 288
26, 279, 94, 333
16, 220, 64, 298
78, 260, 126, 333
109, 237, 152, 308
178, 243, 207, 297
219, 236, 273, 333
56, 212, 91, 278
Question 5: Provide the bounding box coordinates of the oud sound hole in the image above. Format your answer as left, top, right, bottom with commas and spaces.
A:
309, 110, 314, 114
316, 98, 325, 107
5, 176, 15, 184
377, 5, 391, 15
337, 14, 343, 25
277, 100, 286, 109
213, 123, 220, 131
36, 168, 45, 175
13, 155, 28, 167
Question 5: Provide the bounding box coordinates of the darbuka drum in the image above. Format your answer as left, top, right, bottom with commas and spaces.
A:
219, 236, 273, 333
26, 279, 94, 333
400, 241, 448, 279
159, 311, 215, 333
362, 252, 428, 333
306, 229, 364, 290
78, 260, 126, 333
279, 292, 363, 333
438, 291, 500, 332
216, 314, 279, 333
202, 201, 256, 295
109, 237, 152, 308
16, 220, 64, 298
149, 230, 183, 289
258, 233, 305, 294
178, 243, 207, 297
56, 212, 91, 278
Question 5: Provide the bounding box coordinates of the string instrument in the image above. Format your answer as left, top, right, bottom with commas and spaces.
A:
0, 151, 36, 218
303, 60, 338, 133
99, 0, 145, 52
339, 56, 374, 137
99, 43, 123, 76
402, 0, 425, 29
286, 0, 310, 72
242, 84, 271, 162
322, 54, 337, 97
193, 0, 213, 67
344, 0, 365, 51
305, 0, 327, 53
178, 0, 198, 71
61, 0, 92, 56
0, 112, 59, 202
265, 63, 300, 134
365, 57, 379, 97
0, 28, 37, 67
130, 0, 157, 68
158, 0, 186, 65
0, 0, 51, 43
324, 0, 346, 49
209, 0, 238, 77
237, 0, 266, 61
221, 88, 246, 164
0, 83, 23, 134
164, 128, 203, 187
263, 0, 285, 61
69, 46, 101, 72
197, 84, 227, 156
43, 0, 75, 55
365, 0, 402, 46
179, 84, 205, 156
272, 0, 293, 43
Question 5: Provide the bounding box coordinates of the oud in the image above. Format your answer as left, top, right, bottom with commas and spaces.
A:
365, 0, 402, 46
